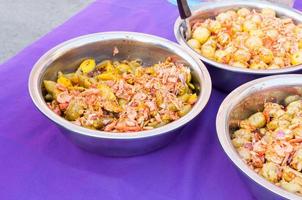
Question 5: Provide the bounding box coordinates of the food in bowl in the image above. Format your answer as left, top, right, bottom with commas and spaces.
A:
232, 95, 302, 195
187, 7, 302, 69
43, 57, 198, 132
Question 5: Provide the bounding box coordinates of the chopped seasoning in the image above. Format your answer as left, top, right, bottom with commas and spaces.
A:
44, 57, 198, 132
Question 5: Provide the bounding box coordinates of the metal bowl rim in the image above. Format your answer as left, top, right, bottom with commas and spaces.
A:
216, 74, 302, 200
28, 31, 212, 140
174, 0, 302, 75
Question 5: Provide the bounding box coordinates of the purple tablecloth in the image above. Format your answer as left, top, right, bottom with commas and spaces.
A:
0, 1, 301, 199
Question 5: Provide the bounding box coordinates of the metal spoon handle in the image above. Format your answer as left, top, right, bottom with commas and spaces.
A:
177, 0, 192, 19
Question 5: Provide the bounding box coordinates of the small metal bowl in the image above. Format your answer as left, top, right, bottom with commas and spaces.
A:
216, 74, 302, 199
174, 0, 302, 92
28, 32, 212, 156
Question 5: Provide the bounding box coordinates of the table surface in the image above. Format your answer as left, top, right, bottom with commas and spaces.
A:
0, 0, 301, 199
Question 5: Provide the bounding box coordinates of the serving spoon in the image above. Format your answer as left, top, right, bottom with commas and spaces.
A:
177, 0, 192, 40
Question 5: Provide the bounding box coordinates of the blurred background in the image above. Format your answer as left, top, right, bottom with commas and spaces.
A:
0, 0, 92, 64
0, 0, 296, 64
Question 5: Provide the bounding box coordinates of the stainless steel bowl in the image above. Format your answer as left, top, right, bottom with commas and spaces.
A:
28, 32, 212, 156
174, 0, 302, 92
216, 74, 302, 199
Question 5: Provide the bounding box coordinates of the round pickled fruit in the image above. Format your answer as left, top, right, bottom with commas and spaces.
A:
249, 29, 264, 38
291, 51, 302, 66
259, 47, 274, 64
214, 50, 230, 63
245, 36, 263, 50
233, 49, 251, 63
261, 8, 276, 17
294, 27, 302, 37
209, 20, 222, 33
243, 20, 257, 32
217, 32, 231, 46
80, 59, 96, 74
224, 44, 237, 54
248, 112, 266, 128
251, 14, 262, 24
201, 44, 215, 59
250, 62, 268, 70
232, 22, 243, 33
231, 62, 247, 68
192, 27, 211, 44
187, 39, 201, 49
266, 29, 279, 40
272, 57, 284, 67
216, 12, 231, 23
298, 39, 302, 49
261, 162, 281, 183
237, 8, 250, 17
204, 36, 217, 48
267, 64, 280, 69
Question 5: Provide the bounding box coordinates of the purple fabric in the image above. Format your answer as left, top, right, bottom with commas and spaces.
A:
0, 1, 301, 199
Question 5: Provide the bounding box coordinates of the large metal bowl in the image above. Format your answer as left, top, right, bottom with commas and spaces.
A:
174, 0, 302, 92
216, 74, 302, 200
28, 32, 212, 156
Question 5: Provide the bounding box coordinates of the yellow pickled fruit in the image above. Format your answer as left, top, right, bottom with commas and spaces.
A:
295, 27, 302, 37
231, 62, 248, 68
249, 29, 264, 38
214, 50, 231, 64
204, 36, 217, 48
57, 76, 72, 87
272, 57, 285, 67
178, 93, 190, 102
96, 72, 119, 81
97, 84, 116, 101
267, 64, 280, 69
216, 12, 231, 23
117, 63, 131, 73
259, 47, 274, 64
291, 51, 302, 66
261, 162, 280, 183
192, 27, 211, 44
224, 44, 237, 54
266, 29, 279, 40
233, 49, 251, 63
179, 104, 192, 117
261, 8, 276, 17
187, 94, 198, 105
96, 60, 113, 71
298, 40, 302, 49
245, 36, 263, 50
237, 8, 251, 17
251, 14, 262, 24
231, 23, 243, 33
217, 32, 230, 46
44, 80, 59, 99
250, 62, 267, 69
209, 20, 222, 33
201, 44, 215, 59
187, 39, 201, 49
226, 10, 237, 19
79, 59, 96, 74
243, 20, 257, 32
248, 112, 266, 128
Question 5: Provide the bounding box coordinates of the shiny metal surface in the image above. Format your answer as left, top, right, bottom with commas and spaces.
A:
28, 32, 212, 156
174, 0, 302, 92
216, 74, 302, 200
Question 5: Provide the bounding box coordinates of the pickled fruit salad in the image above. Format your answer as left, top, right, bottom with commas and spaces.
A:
232, 96, 302, 195
187, 7, 302, 69
44, 57, 198, 132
